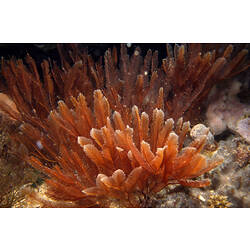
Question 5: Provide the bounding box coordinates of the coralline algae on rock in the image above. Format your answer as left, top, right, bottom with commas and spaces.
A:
206, 80, 250, 143
236, 118, 250, 144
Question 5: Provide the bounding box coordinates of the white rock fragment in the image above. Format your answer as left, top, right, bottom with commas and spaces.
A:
198, 195, 206, 202
190, 123, 214, 145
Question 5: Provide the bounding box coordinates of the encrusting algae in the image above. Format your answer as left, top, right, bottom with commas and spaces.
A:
0, 44, 249, 207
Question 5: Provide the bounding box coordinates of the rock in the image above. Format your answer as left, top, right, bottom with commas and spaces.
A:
206, 80, 250, 143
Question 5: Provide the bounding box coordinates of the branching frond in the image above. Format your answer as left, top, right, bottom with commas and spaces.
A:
23, 90, 222, 207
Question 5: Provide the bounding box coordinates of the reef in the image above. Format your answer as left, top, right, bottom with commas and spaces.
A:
206, 80, 250, 143
0, 44, 249, 208
147, 134, 249, 208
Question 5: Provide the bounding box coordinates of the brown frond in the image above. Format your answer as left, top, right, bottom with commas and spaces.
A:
20, 89, 222, 207
162, 44, 250, 120
1, 44, 249, 126
0, 93, 20, 120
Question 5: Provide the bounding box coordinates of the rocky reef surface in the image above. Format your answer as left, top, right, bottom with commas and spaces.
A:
206, 80, 250, 143
148, 134, 249, 208
1, 118, 248, 208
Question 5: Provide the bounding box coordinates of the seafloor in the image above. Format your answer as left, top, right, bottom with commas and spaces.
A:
0, 44, 249, 208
